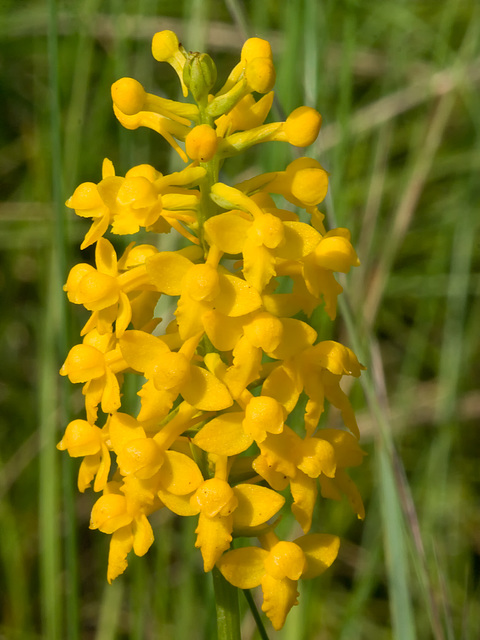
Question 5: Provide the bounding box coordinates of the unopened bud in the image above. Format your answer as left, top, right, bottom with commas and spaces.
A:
111, 77, 146, 115
185, 124, 218, 162
152, 30, 182, 61
183, 52, 217, 103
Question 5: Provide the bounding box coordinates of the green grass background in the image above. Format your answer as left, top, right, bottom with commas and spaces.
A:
1, 0, 479, 638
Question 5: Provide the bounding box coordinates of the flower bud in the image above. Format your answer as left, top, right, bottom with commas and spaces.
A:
90, 494, 132, 533
286, 157, 329, 206
241, 37, 272, 63
111, 78, 146, 115
151, 30, 182, 61
151, 30, 188, 97
185, 124, 218, 162
183, 52, 217, 103
57, 419, 102, 457
245, 57, 276, 94
60, 344, 105, 383
284, 106, 322, 147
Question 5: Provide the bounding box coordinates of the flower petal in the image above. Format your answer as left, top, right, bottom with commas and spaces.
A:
217, 547, 268, 589
108, 412, 146, 456
78, 453, 101, 493
261, 574, 299, 631
132, 513, 154, 556
146, 251, 193, 295
290, 471, 317, 533
204, 211, 251, 254
202, 310, 245, 351
181, 366, 233, 411
93, 443, 112, 492
107, 526, 133, 583
193, 412, 253, 456
101, 368, 122, 414
295, 533, 340, 579
158, 450, 204, 495
95, 237, 118, 277
262, 364, 301, 414
215, 273, 262, 317
224, 336, 262, 399
268, 318, 317, 360
195, 512, 233, 572
275, 221, 321, 259
119, 330, 170, 374
232, 484, 285, 527
157, 489, 199, 516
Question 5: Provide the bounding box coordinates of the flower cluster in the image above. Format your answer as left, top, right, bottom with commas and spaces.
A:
58, 31, 365, 630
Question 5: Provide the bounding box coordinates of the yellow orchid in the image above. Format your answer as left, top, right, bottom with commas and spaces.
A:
237, 156, 329, 211
176, 455, 285, 572
118, 329, 233, 422
66, 159, 205, 247
262, 340, 365, 437
144, 247, 263, 341
90, 480, 159, 583
206, 183, 324, 293
56, 419, 111, 492
192, 393, 285, 457
60, 329, 126, 422
65, 158, 115, 248
217, 530, 340, 630
59, 29, 366, 633
64, 238, 134, 336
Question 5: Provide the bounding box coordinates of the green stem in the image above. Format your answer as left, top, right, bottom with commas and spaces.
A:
243, 589, 270, 640
212, 567, 241, 640
195, 101, 222, 253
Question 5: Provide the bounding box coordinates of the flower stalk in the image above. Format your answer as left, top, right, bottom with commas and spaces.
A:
212, 567, 241, 640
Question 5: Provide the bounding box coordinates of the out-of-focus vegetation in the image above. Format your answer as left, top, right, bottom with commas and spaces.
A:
0, 1, 479, 638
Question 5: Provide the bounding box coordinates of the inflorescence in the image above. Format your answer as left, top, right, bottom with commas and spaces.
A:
58, 30, 365, 630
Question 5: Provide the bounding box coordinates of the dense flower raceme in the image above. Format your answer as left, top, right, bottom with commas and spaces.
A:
58, 31, 366, 630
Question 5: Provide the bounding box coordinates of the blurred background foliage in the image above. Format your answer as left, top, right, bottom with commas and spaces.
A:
0, 0, 479, 638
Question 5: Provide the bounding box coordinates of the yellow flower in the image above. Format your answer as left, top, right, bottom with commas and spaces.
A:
65, 158, 114, 248
59, 30, 366, 626
262, 340, 365, 437
90, 482, 156, 583
57, 419, 111, 492
60, 329, 126, 422
144, 247, 262, 341
189, 463, 285, 571
217, 531, 340, 630
66, 160, 206, 248
206, 182, 324, 293
118, 329, 233, 421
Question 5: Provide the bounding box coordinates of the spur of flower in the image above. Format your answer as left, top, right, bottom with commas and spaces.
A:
58, 28, 365, 631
